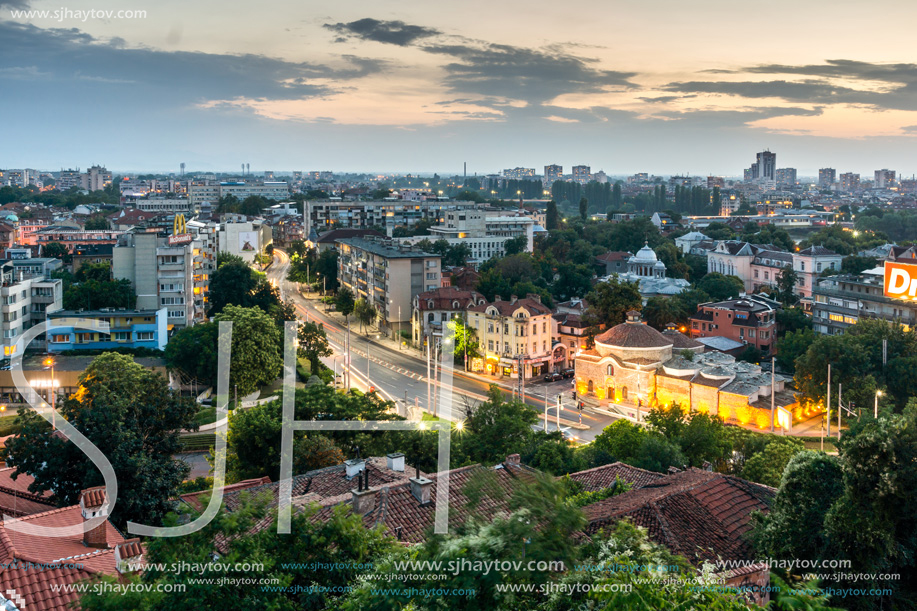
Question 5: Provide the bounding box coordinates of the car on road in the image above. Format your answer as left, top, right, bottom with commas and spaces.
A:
561, 368, 575, 379
543, 372, 562, 382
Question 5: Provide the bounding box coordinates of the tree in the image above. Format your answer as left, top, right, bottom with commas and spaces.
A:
353, 298, 377, 333
213, 305, 282, 397
740, 438, 805, 487
589, 420, 648, 465
297, 320, 332, 374
777, 306, 812, 335
4, 353, 197, 528
315, 249, 340, 292
456, 385, 538, 465
582, 277, 642, 332
775, 264, 799, 306
334, 288, 355, 319
41, 241, 71, 263
446, 318, 480, 366
62, 278, 136, 311
696, 272, 744, 301
611, 181, 622, 209
642, 296, 685, 330
84, 215, 110, 230
775, 327, 816, 372
165, 322, 219, 387
503, 234, 528, 256
207, 261, 258, 316
545, 200, 559, 230
737, 344, 763, 363
75, 261, 112, 282
579, 196, 588, 221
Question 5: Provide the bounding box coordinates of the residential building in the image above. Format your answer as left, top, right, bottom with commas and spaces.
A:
572, 165, 591, 184
595, 251, 630, 275
818, 168, 836, 188
188, 180, 289, 206
216, 218, 272, 264
707, 241, 770, 293
411, 286, 486, 349
707, 176, 725, 189
674, 231, 709, 254
0, 254, 63, 359
755, 150, 776, 182
552, 298, 591, 371
650, 212, 674, 229
812, 267, 917, 335
187, 181, 221, 206
47, 308, 168, 352
306, 228, 385, 254
15, 219, 50, 247
0, 487, 143, 611
303, 200, 481, 236
124, 196, 195, 214
466, 294, 555, 379
502, 167, 536, 180
81, 165, 112, 192
56, 169, 82, 191
337, 237, 442, 337
794, 246, 843, 306
416, 209, 535, 263
113, 231, 210, 329
875, 169, 896, 189
775, 168, 797, 186
689, 294, 779, 354
575, 310, 794, 429
544, 164, 563, 186
840, 172, 860, 192
34, 227, 125, 252
750, 248, 793, 292
593, 170, 608, 183
71, 243, 114, 275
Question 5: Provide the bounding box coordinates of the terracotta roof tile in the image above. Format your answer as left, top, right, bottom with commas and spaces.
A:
80, 487, 106, 509
566, 462, 664, 493
595, 320, 673, 349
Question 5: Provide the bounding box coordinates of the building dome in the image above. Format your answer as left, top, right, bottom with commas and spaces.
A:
631, 243, 658, 263
593, 310, 674, 358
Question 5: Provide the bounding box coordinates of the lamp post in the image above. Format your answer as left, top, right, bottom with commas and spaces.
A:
875, 389, 882, 419
44, 357, 55, 429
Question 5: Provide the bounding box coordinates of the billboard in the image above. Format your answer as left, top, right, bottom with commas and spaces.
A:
884, 261, 917, 299
238, 231, 258, 252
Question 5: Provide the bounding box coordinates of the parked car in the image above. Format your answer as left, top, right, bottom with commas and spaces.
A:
561, 368, 575, 379
543, 372, 562, 382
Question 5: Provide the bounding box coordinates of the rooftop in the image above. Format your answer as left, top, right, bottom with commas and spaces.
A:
337, 237, 440, 259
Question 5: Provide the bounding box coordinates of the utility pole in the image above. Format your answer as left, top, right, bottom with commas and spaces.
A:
826, 363, 831, 437
838, 383, 842, 440
426, 336, 431, 416
770, 356, 775, 433
398, 306, 402, 349
543, 388, 548, 433
556, 395, 561, 430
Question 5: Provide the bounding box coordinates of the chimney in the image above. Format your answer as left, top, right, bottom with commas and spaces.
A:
510, 295, 518, 304
386, 452, 405, 472
505, 453, 521, 465
344, 458, 365, 480
79, 487, 110, 548
494, 295, 502, 302
409, 475, 433, 505
528, 293, 541, 304
114, 539, 144, 574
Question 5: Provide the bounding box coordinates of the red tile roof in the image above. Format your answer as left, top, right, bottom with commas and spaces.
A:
178, 477, 271, 513
583, 468, 774, 565
566, 462, 664, 493
0, 468, 55, 518
80, 487, 106, 509
594, 319, 673, 349
468, 296, 552, 317
414, 287, 486, 311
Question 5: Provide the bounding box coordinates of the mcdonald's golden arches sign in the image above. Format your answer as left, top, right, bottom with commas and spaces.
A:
168, 214, 193, 246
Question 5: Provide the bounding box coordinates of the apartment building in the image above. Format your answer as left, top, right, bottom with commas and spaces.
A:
812, 269, 917, 335
113, 232, 210, 330
188, 181, 289, 206
794, 246, 843, 306
0, 253, 63, 359
411, 286, 486, 348
874, 169, 896, 189
303, 200, 481, 236
544, 164, 563, 186
689, 294, 779, 354
818, 168, 836, 188
466, 294, 556, 379
418, 209, 535, 263
840, 172, 860, 192
34, 227, 125, 252
47, 308, 168, 352
337, 237, 442, 337
57, 169, 82, 191
81, 165, 112, 192
216, 218, 272, 264
123, 197, 195, 214
572, 165, 591, 184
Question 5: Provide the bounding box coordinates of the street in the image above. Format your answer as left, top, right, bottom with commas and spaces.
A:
267, 250, 619, 443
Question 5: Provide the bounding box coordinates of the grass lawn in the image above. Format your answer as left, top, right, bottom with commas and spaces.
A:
193, 406, 217, 427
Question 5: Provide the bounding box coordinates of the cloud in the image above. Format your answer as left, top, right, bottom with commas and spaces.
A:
423, 42, 638, 104
0, 21, 383, 104
0, 0, 29, 8
902, 125, 917, 133
324, 18, 440, 47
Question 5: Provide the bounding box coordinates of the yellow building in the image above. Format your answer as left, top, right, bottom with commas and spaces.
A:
466, 294, 556, 379
575, 311, 795, 430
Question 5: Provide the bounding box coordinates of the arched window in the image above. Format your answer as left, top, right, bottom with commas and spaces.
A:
427, 300, 434, 309
587, 380, 594, 393
428, 313, 435, 322
621, 386, 628, 400
606, 364, 614, 376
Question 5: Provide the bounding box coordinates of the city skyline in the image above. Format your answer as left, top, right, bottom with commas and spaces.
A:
3, 0, 917, 172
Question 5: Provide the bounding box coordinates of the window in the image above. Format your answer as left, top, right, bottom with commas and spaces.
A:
754, 269, 759, 278
51, 334, 68, 343
801, 262, 806, 271
488, 340, 494, 351
168, 310, 185, 319
764, 272, 769, 281
606, 365, 614, 376
136, 332, 155, 341
113, 331, 130, 342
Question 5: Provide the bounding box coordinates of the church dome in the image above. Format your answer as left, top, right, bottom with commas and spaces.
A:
631, 243, 658, 263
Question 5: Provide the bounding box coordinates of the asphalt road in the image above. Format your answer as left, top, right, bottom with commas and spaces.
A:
268, 250, 618, 443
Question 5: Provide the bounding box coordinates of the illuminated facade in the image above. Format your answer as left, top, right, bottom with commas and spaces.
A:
575, 311, 794, 430
466, 295, 555, 379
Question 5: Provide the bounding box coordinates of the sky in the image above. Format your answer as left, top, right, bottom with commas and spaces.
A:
3, 0, 917, 176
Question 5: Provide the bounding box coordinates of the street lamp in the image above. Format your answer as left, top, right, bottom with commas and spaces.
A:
44, 357, 55, 428
875, 390, 882, 418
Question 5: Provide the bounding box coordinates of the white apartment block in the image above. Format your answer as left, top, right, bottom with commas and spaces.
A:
303, 200, 481, 237
419, 209, 535, 263
188, 181, 289, 206
81, 166, 112, 192
124, 197, 195, 214
0, 255, 63, 359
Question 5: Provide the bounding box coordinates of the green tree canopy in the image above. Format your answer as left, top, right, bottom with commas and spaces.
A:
213, 305, 283, 397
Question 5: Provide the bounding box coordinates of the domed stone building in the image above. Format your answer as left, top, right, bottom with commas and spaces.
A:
575, 311, 795, 429
599, 243, 690, 302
